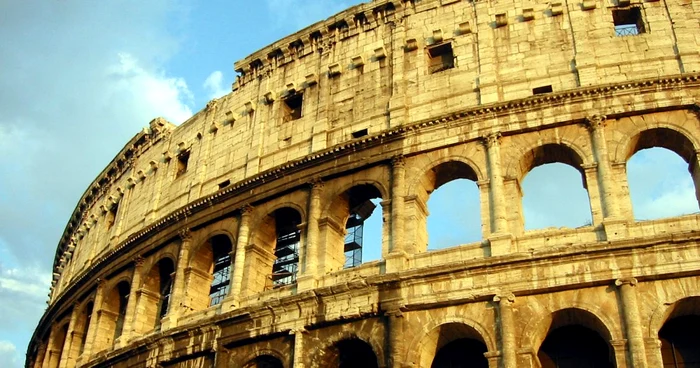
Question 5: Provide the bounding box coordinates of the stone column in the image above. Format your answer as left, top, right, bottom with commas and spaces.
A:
390, 155, 406, 254
122, 256, 144, 342
230, 205, 252, 306
42, 323, 59, 368
81, 279, 104, 358
299, 180, 323, 290
167, 229, 192, 323
616, 278, 648, 368
386, 309, 405, 368
483, 133, 513, 255
494, 293, 517, 368
58, 305, 80, 368
586, 115, 620, 219
291, 328, 306, 368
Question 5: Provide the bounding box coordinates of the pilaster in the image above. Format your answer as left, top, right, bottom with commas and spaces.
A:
166, 228, 192, 325
122, 256, 144, 342
298, 180, 323, 291
231, 205, 252, 306
615, 278, 648, 368
494, 293, 517, 368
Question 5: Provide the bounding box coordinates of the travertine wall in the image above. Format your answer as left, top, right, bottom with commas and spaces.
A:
29, 0, 700, 367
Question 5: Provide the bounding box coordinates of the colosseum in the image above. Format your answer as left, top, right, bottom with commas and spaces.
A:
27, 0, 700, 367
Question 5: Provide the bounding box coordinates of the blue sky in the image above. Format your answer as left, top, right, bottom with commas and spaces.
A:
0, 1, 696, 366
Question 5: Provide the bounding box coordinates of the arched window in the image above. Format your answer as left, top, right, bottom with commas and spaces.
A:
335, 184, 383, 268
536, 309, 614, 368
78, 301, 93, 355
156, 258, 175, 323
519, 144, 592, 230
323, 338, 379, 368
113, 281, 130, 342
627, 147, 699, 220
658, 297, 700, 367
625, 128, 700, 220
420, 161, 481, 251
271, 208, 301, 287
209, 235, 233, 306
420, 323, 488, 368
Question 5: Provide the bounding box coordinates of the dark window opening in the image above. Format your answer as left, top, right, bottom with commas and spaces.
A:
156, 259, 175, 322
613, 7, 645, 36
660, 315, 700, 368
282, 92, 303, 122
428, 43, 454, 74
533, 85, 553, 95
431, 338, 488, 368
336, 339, 379, 368
343, 185, 382, 268
218, 180, 231, 190
245, 355, 284, 368
352, 129, 368, 139
176, 150, 190, 177
538, 325, 614, 368
271, 209, 301, 287
113, 282, 130, 342
209, 235, 233, 306
78, 302, 93, 355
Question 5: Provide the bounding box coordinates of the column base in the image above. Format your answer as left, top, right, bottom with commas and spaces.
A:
488, 233, 514, 257
384, 251, 409, 273
603, 217, 630, 241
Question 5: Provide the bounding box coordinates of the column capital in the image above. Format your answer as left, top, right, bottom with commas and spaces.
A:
178, 228, 192, 242
391, 155, 406, 168
493, 293, 515, 305
239, 204, 254, 216
133, 255, 145, 267
615, 277, 638, 287
584, 114, 607, 131
482, 132, 502, 148
308, 178, 324, 191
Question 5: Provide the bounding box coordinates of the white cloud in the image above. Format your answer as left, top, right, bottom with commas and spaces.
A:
203, 71, 229, 100
0, 341, 20, 368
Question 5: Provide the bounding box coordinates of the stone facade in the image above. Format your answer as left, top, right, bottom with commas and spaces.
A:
28, 0, 700, 367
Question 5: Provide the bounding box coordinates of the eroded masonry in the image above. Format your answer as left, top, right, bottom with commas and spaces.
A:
28, 0, 700, 367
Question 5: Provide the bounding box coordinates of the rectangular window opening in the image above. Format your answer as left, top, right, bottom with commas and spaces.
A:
106, 204, 118, 230
352, 128, 368, 138
282, 92, 303, 122
533, 85, 553, 95
427, 42, 454, 74
176, 150, 190, 178
613, 7, 645, 36
218, 180, 230, 189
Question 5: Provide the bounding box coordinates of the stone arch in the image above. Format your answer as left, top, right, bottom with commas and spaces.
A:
522, 307, 617, 359
510, 142, 589, 184
73, 297, 95, 357
412, 321, 492, 368
187, 231, 236, 310
321, 182, 385, 271
617, 125, 700, 214
138, 256, 176, 331
98, 280, 131, 348
247, 206, 304, 291
648, 294, 700, 338
407, 157, 483, 252
313, 331, 385, 368
251, 202, 307, 233
322, 179, 389, 215
241, 350, 287, 368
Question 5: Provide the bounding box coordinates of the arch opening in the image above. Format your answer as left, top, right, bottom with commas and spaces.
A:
658, 297, 700, 367
535, 309, 614, 368
340, 184, 383, 268
77, 301, 93, 355
519, 144, 592, 230
48, 323, 69, 368
208, 235, 233, 306
420, 322, 489, 368
244, 354, 284, 368
271, 207, 301, 288
327, 338, 379, 368
627, 147, 699, 220
110, 281, 130, 343
139, 258, 175, 331
420, 161, 481, 251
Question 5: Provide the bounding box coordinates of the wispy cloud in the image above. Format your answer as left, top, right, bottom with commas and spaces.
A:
203, 71, 229, 100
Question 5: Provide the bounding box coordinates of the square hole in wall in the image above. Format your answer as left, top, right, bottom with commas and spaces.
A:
427, 42, 454, 74
533, 85, 553, 95
613, 7, 645, 36
176, 150, 190, 178
282, 92, 303, 122
352, 128, 368, 138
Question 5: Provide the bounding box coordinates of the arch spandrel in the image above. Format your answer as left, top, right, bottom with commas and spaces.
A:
645, 277, 700, 337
